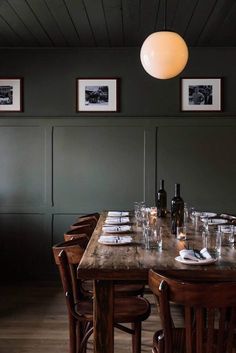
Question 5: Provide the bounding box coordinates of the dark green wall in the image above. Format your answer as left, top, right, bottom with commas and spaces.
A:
0, 47, 235, 278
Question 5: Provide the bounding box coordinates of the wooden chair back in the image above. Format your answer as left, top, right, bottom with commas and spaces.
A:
70, 219, 97, 231
149, 269, 236, 353
64, 224, 92, 241
77, 212, 100, 222
52, 237, 87, 301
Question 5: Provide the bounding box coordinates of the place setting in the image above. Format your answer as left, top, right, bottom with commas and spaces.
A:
175, 247, 218, 265
98, 235, 133, 245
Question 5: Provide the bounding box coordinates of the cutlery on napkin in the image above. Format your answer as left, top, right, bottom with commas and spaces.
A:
179, 248, 212, 262
99, 235, 132, 244
102, 225, 132, 233
105, 217, 130, 224
107, 211, 129, 217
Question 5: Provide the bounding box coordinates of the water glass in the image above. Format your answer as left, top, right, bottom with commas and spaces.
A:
220, 225, 235, 245
144, 226, 162, 250
177, 226, 187, 240
202, 229, 222, 257
134, 201, 145, 226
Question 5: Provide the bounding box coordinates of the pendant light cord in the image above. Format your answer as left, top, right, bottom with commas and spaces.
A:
163, 0, 167, 31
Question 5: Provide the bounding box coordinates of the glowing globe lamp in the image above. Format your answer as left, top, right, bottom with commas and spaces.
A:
140, 31, 189, 79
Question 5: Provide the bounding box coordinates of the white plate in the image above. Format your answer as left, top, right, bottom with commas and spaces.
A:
107, 211, 129, 217
220, 225, 236, 233
200, 212, 217, 218
207, 218, 228, 226
102, 225, 132, 233
105, 217, 130, 225
98, 236, 132, 245
175, 256, 217, 265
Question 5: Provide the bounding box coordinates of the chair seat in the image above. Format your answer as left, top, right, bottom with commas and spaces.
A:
81, 280, 145, 297
153, 328, 185, 353
153, 328, 236, 353
76, 296, 150, 323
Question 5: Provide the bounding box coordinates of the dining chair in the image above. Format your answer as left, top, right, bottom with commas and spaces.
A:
64, 224, 94, 241
52, 237, 150, 353
149, 269, 236, 353
64, 224, 145, 297
77, 212, 100, 222
71, 213, 100, 231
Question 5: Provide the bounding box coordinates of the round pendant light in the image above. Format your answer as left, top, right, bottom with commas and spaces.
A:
140, 31, 188, 79
140, 0, 188, 79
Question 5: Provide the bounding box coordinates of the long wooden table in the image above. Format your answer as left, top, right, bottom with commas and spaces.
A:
77, 212, 236, 353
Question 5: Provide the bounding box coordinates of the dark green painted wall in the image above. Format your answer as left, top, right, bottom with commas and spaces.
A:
0, 47, 235, 278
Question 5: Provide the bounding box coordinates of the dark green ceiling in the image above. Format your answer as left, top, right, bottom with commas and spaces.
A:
0, 0, 235, 47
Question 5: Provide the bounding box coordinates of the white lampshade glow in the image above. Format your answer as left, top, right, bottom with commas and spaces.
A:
140, 31, 189, 79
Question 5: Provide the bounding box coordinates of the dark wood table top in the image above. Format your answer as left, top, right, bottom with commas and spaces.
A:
77, 212, 236, 282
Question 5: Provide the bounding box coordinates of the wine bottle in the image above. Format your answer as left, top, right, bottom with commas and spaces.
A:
171, 183, 184, 235
156, 179, 167, 218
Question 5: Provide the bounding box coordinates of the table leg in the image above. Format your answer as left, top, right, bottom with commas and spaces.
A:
93, 280, 114, 353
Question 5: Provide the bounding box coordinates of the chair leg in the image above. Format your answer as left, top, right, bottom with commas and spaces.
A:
68, 315, 77, 353
131, 322, 141, 353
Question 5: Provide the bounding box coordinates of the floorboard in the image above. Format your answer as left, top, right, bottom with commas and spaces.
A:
0, 281, 182, 353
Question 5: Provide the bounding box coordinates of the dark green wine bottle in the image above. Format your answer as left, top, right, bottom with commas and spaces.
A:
156, 179, 167, 218
171, 183, 184, 235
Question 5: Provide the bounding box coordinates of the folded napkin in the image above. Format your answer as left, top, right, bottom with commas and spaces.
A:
105, 217, 130, 224
179, 248, 212, 262
102, 225, 132, 233
99, 235, 132, 244
107, 211, 129, 217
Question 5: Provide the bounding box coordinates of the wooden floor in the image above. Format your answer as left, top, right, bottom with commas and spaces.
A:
0, 281, 183, 353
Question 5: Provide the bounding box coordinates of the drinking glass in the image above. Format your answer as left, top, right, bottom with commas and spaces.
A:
134, 201, 145, 226
144, 226, 162, 250
220, 225, 235, 245
202, 229, 222, 257
177, 226, 187, 240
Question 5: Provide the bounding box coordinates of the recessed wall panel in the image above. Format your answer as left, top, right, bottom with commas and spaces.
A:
0, 127, 45, 206
53, 126, 145, 211
157, 126, 236, 214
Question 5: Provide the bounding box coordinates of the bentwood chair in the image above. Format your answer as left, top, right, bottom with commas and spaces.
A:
149, 269, 236, 353
64, 224, 94, 242
53, 237, 150, 353
71, 213, 100, 231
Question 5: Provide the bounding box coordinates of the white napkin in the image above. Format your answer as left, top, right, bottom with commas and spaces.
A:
105, 217, 130, 224
99, 235, 132, 244
179, 248, 212, 262
107, 211, 129, 217
102, 225, 132, 233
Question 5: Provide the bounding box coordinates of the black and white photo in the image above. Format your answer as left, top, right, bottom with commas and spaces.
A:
76, 78, 119, 112
0, 78, 23, 112
85, 85, 109, 106
181, 78, 222, 111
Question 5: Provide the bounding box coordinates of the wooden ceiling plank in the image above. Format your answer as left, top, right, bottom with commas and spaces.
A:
8, 0, 52, 46
170, 0, 199, 38
63, 0, 95, 46
0, 1, 37, 46
139, 0, 159, 45
44, 0, 80, 46
25, 0, 68, 46
102, 0, 123, 46
183, 0, 218, 46
82, 0, 109, 46
197, 0, 235, 46
211, 2, 236, 46
122, 0, 141, 46
0, 15, 22, 46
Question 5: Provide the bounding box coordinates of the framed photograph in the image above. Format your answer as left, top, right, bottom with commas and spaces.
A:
0, 78, 23, 112
76, 78, 119, 112
181, 78, 222, 112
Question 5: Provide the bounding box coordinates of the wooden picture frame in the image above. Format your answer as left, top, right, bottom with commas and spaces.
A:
0, 77, 23, 112
181, 77, 222, 112
76, 78, 119, 112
